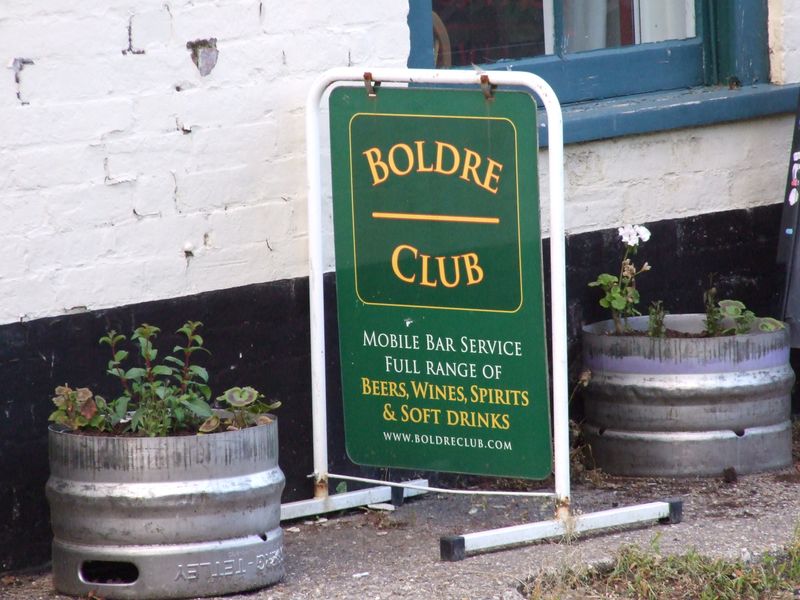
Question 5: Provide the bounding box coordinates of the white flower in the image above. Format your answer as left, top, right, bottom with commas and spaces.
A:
618, 225, 638, 246
633, 224, 651, 243
618, 224, 650, 246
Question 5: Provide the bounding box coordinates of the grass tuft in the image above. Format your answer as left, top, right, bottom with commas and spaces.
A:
526, 528, 800, 599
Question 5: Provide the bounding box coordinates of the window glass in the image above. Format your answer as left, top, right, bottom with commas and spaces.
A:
433, 0, 696, 67
432, 0, 546, 67
563, 0, 695, 52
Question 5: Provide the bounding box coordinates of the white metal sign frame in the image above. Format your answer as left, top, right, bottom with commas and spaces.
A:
289, 66, 680, 558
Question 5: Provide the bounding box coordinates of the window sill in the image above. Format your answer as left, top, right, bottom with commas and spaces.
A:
538, 83, 800, 146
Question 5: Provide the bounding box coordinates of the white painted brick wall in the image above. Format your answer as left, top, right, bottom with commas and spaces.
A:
0, 0, 410, 324
0, 1, 798, 326
540, 115, 794, 237
769, 0, 800, 84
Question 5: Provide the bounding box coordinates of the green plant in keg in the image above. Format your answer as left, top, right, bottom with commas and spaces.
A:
702, 278, 724, 336
703, 281, 783, 336
49, 385, 107, 431
647, 301, 667, 338
588, 224, 651, 335
589, 225, 785, 337
199, 386, 281, 433
718, 298, 784, 333
48, 320, 278, 436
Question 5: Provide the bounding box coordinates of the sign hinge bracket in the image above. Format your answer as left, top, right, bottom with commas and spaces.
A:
363, 72, 380, 97
480, 74, 496, 100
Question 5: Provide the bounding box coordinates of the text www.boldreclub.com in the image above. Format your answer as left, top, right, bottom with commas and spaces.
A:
383, 431, 512, 451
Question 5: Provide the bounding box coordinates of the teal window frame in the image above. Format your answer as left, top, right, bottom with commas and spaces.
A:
408, 0, 799, 145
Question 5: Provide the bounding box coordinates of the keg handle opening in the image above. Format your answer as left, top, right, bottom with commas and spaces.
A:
80, 560, 139, 585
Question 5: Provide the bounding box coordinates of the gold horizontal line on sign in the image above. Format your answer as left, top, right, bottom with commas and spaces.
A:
371, 212, 500, 225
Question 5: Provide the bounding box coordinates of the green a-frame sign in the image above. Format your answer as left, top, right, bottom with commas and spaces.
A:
329, 86, 552, 479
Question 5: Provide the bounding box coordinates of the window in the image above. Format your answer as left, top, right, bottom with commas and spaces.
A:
409, 0, 772, 107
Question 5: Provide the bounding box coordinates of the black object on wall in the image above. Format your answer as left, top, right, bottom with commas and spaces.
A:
778, 90, 800, 345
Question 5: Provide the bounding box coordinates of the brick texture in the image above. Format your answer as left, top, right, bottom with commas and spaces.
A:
0, 1, 409, 325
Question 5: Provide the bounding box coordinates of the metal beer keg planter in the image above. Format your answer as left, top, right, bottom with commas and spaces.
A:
45, 321, 285, 599
581, 314, 794, 477
47, 418, 285, 600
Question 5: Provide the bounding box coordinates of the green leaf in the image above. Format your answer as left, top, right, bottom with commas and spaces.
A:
130, 408, 143, 430
177, 321, 202, 337
114, 397, 130, 418
184, 346, 211, 355
718, 299, 745, 317
154, 385, 171, 400
219, 386, 260, 408
188, 365, 209, 382
611, 296, 627, 310
150, 365, 173, 377
264, 400, 282, 412
595, 273, 619, 286
133, 324, 160, 339
100, 331, 125, 346
125, 367, 147, 379
180, 397, 213, 418
199, 414, 220, 433
107, 367, 126, 378
137, 338, 157, 361
113, 350, 129, 363
758, 317, 785, 332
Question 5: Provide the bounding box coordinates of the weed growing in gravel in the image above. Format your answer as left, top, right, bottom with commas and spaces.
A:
525, 528, 800, 599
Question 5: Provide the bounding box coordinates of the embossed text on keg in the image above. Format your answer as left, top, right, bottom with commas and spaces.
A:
174, 548, 284, 582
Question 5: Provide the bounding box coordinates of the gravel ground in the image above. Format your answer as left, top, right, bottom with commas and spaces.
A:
3, 466, 800, 600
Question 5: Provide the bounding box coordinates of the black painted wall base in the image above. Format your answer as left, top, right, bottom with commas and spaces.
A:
0, 203, 786, 572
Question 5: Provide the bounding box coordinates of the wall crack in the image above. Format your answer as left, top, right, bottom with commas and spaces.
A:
9, 58, 34, 105
122, 15, 145, 55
